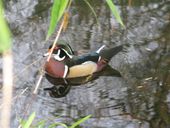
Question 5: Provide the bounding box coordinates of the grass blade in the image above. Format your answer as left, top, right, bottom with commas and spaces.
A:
47, 0, 69, 39
33, 120, 46, 128
69, 115, 91, 128
0, 0, 11, 52
83, 0, 99, 26
106, 0, 125, 28
48, 122, 68, 128
21, 112, 36, 128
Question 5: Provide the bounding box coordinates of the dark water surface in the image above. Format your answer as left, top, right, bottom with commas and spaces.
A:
1, 0, 170, 128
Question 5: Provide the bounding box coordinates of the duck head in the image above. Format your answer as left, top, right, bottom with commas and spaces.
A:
44, 41, 75, 78
44, 41, 74, 61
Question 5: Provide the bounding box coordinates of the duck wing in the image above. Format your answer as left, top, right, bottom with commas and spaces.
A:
64, 52, 99, 67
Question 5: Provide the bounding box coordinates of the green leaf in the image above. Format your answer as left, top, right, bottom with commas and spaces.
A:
48, 122, 68, 128
0, 0, 11, 53
106, 0, 125, 28
19, 119, 27, 128
46, 0, 69, 39
69, 115, 91, 128
33, 120, 46, 128
21, 112, 36, 128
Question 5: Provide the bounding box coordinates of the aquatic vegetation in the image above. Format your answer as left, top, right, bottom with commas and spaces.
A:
0, 0, 11, 52
47, 0, 124, 39
0, 1, 13, 128
20, 112, 91, 128
46, 0, 69, 39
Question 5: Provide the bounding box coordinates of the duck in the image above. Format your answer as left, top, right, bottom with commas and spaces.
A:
43, 41, 123, 98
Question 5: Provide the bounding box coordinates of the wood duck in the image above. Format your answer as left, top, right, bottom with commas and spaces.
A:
43, 41, 123, 98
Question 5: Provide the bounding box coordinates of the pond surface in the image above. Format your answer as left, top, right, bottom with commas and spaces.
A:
1, 0, 170, 128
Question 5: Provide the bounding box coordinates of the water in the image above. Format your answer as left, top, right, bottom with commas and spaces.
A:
1, 0, 170, 128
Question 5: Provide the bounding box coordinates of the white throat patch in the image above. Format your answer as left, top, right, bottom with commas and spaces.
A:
54, 49, 66, 61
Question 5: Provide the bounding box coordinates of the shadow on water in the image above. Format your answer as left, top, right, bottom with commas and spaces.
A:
1, 0, 170, 127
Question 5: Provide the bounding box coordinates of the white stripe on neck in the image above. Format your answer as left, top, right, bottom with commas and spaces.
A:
63, 65, 68, 78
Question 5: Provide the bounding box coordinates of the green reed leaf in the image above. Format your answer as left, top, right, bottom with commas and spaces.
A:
69, 115, 91, 128
46, 0, 69, 39
106, 0, 125, 28
48, 122, 68, 128
0, 0, 11, 53
33, 120, 46, 128
20, 112, 36, 128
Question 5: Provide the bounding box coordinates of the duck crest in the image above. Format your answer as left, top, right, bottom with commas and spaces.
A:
44, 41, 123, 98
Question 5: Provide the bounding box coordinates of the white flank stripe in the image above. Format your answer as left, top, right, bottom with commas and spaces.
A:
63, 65, 68, 78
98, 56, 101, 62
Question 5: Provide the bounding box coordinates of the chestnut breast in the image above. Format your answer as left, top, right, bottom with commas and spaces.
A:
45, 58, 66, 78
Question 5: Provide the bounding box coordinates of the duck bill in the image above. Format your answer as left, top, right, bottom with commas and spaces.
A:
43, 52, 50, 57
43, 46, 58, 57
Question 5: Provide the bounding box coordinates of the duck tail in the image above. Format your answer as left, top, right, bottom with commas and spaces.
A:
99, 45, 123, 61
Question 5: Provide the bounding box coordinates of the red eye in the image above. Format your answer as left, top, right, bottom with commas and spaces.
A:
54, 46, 59, 50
